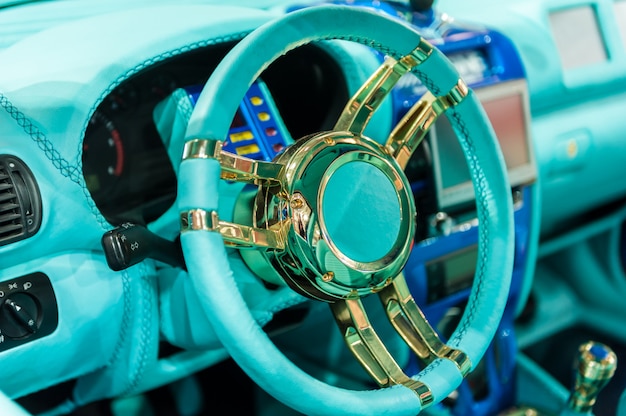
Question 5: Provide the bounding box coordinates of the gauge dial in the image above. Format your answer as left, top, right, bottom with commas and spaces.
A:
82, 111, 125, 197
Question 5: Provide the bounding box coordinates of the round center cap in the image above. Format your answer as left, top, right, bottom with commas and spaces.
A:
320, 157, 401, 263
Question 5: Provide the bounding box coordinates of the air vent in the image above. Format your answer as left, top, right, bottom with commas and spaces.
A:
0, 155, 42, 246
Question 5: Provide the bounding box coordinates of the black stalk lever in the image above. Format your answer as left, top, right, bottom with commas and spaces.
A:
102, 223, 185, 271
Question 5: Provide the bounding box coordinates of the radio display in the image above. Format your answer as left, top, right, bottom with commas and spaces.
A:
426, 245, 478, 304
431, 78, 536, 210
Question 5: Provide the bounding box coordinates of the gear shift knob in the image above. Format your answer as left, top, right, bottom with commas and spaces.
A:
566, 341, 617, 413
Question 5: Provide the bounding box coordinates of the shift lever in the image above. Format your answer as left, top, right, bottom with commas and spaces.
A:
566, 341, 617, 413
499, 341, 617, 416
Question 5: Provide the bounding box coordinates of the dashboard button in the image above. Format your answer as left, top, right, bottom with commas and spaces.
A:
0, 272, 58, 352
235, 144, 261, 156
229, 131, 254, 142
250, 96, 264, 106
0, 292, 39, 338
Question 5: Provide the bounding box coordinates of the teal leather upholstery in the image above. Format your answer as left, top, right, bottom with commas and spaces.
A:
179, 4, 514, 415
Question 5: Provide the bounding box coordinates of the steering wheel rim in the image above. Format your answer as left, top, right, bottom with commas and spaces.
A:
179, 5, 514, 416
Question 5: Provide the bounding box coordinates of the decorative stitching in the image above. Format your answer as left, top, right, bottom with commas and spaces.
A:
413, 69, 441, 95
0, 92, 111, 229
330, 35, 444, 98
104, 268, 132, 369
122, 268, 155, 395
333, 35, 402, 61
0, 94, 80, 180
447, 107, 490, 344
414, 358, 441, 380
173, 88, 195, 121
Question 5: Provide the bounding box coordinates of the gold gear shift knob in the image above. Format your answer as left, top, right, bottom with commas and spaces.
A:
567, 341, 617, 413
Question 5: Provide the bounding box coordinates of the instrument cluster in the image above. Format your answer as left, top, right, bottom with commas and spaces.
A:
82, 42, 348, 225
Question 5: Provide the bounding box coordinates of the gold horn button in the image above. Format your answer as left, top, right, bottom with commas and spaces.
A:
249, 131, 416, 301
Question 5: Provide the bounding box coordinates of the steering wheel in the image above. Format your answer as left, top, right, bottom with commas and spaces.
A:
179, 4, 514, 415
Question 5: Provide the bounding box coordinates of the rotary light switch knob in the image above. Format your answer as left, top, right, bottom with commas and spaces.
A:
0, 292, 39, 338
566, 341, 617, 413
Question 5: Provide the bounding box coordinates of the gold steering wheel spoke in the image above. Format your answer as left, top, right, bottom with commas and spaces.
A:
385, 79, 469, 169
180, 138, 288, 249
180, 209, 287, 249
183, 138, 285, 186
333, 39, 435, 135
379, 274, 471, 376
329, 299, 434, 406
333, 57, 409, 135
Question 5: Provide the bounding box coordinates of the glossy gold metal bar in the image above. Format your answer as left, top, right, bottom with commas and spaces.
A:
385, 92, 438, 169
183, 138, 284, 186
333, 39, 435, 135
330, 299, 434, 406
379, 274, 471, 376
386, 79, 469, 169
180, 209, 286, 249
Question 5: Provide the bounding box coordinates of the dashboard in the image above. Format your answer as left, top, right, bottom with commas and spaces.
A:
1, 1, 626, 416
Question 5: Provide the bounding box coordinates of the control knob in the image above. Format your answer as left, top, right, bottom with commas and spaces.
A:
0, 292, 40, 339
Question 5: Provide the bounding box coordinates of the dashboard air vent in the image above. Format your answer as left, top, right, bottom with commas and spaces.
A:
0, 155, 42, 246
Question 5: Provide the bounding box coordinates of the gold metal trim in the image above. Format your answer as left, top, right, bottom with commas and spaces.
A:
180, 209, 286, 249
330, 299, 434, 407
379, 274, 471, 376
440, 79, 469, 108
333, 39, 435, 135
567, 341, 617, 412
183, 138, 284, 186
181, 209, 219, 231
333, 57, 408, 134
386, 79, 469, 169
398, 39, 434, 69
182, 138, 222, 160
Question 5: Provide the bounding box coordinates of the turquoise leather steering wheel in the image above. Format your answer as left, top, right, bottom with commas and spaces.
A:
179, 5, 514, 415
